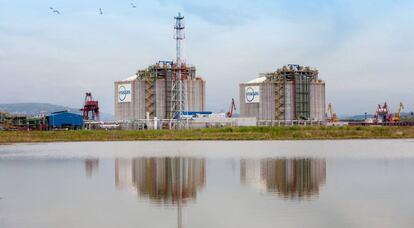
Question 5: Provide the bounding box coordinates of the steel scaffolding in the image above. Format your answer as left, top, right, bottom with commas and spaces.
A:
136, 61, 197, 120
171, 12, 186, 124
266, 65, 318, 120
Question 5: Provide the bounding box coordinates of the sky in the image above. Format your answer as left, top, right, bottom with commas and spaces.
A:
1, 0, 414, 115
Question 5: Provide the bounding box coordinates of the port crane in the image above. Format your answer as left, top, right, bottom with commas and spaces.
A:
375, 102, 393, 123
226, 98, 236, 118
80, 92, 100, 121
327, 103, 338, 122
392, 102, 404, 122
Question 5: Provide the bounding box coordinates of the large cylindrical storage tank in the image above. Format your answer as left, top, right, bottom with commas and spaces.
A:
114, 63, 206, 121
240, 65, 326, 122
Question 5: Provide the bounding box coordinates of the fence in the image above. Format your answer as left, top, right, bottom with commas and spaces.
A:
257, 120, 324, 127
87, 118, 325, 130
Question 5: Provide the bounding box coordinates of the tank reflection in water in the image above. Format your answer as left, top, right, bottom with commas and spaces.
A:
241, 158, 326, 199
1, 140, 414, 228
84, 159, 99, 177
115, 157, 206, 205
115, 157, 206, 228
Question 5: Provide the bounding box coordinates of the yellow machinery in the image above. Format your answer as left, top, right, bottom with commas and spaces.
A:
327, 103, 338, 122
392, 102, 404, 122
0, 112, 13, 130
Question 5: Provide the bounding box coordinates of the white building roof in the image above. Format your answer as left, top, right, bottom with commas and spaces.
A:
121, 75, 138, 82
246, 76, 267, 84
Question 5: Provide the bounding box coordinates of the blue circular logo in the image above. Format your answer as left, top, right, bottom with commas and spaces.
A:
119, 86, 130, 101
246, 87, 258, 102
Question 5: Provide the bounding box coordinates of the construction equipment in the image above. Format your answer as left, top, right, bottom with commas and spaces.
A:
327, 103, 338, 122
375, 102, 392, 123
226, 98, 236, 118
80, 92, 100, 121
392, 102, 404, 122
0, 112, 13, 130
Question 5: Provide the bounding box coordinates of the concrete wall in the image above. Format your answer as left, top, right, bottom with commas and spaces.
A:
155, 80, 166, 119
259, 83, 275, 120
135, 80, 146, 119
115, 80, 131, 121
114, 80, 145, 121
186, 78, 206, 112
115, 78, 206, 121
240, 80, 325, 121
284, 82, 294, 121
310, 81, 326, 121
239, 83, 260, 119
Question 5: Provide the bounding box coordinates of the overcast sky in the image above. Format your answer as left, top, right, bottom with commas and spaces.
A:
1, 0, 414, 115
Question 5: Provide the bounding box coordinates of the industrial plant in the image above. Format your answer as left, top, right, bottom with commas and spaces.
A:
240, 64, 326, 121
114, 62, 205, 121
114, 13, 206, 123
113, 13, 327, 129
0, 92, 100, 131
4, 12, 414, 132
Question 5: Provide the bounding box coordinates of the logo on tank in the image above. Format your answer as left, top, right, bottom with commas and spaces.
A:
118, 86, 131, 101
246, 87, 259, 102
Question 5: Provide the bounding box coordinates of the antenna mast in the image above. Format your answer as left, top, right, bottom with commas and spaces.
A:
174, 12, 185, 65
171, 12, 187, 126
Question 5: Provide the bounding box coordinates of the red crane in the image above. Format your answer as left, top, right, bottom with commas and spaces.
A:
226, 98, 236, 118
80, 92, 100, 121
375, 102, 393, 123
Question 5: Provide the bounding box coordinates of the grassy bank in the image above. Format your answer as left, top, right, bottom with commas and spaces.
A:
1, 126, 414, 143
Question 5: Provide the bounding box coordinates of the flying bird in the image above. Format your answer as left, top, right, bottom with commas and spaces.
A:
99, 8, 103, 15
131, 3, 136, 8
49, 7, 60, 14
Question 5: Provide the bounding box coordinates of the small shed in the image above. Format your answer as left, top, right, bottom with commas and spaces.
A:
47, 111, 83, 129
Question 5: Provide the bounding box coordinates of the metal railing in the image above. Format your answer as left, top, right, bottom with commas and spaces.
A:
87, 118, 325, 130
257, 120, 324, 127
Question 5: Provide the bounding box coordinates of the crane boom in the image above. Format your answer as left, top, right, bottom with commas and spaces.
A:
226, 98, 236, 118
328, 103, 333, 119
399, 102, 404, 113
327, 103, 337, 122
392, 102, 404, 122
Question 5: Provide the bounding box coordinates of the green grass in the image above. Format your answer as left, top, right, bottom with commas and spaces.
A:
1, 126, 414, 143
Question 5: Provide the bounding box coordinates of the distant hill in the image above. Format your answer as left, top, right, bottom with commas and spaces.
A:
0, 103, 113, 121
340, 112, 414, 121
340, 114, 375, 121
0, 103, 77, 115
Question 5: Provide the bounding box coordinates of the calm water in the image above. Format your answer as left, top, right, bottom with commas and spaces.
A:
1, 140, 414, 228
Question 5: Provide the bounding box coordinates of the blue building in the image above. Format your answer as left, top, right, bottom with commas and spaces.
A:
178, 111, 213, 119
47, 111, 83, 129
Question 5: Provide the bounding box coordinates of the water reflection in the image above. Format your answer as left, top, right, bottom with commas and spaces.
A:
84, 159, 99, 177
241, 158, 326, 199
115, 157, 206, 204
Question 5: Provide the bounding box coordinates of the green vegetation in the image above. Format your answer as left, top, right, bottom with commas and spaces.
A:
1, 126, 414, 143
